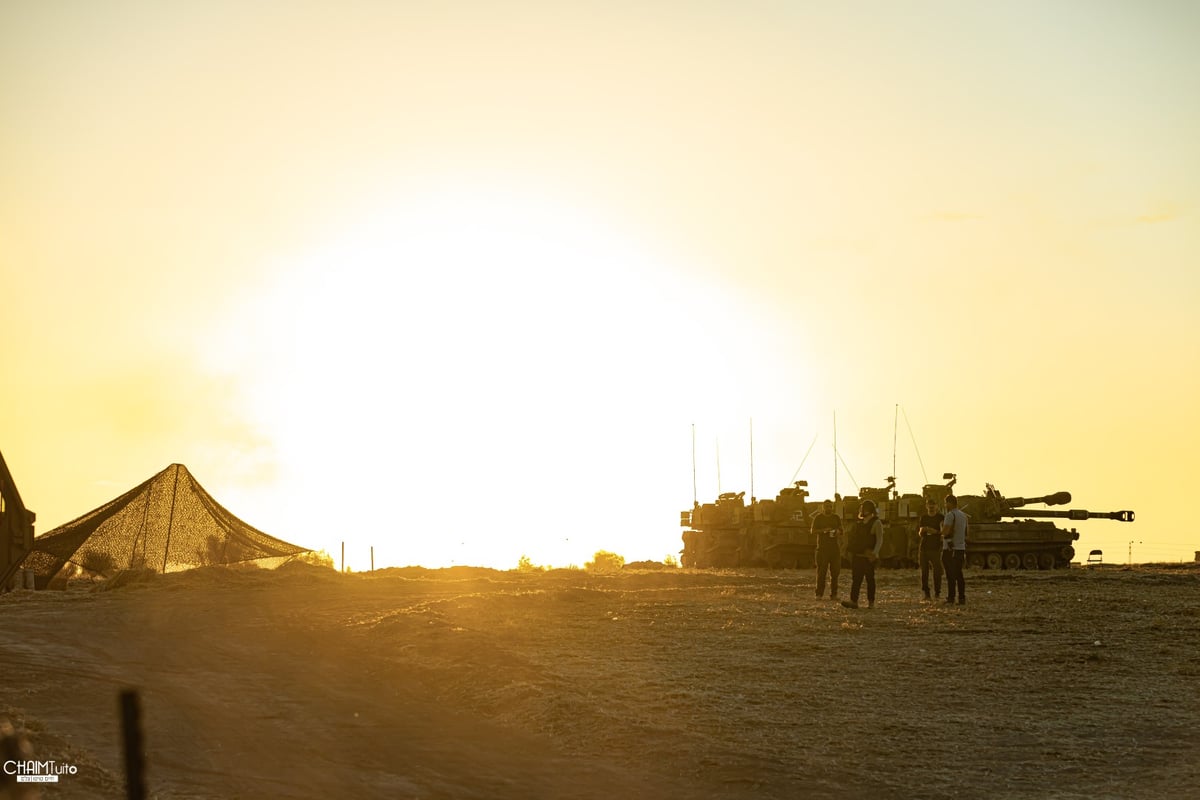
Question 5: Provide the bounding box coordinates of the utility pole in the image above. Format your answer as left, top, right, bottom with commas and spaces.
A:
1127, 540, 1142, 569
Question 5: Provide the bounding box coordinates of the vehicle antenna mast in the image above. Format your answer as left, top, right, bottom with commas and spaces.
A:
749, 417, 755, 502
901, 406, 929, 485
691, 423, 698, 507
833, 411, 838, 498
716, 438, 722, 495
790, 434, 819, 484
892, 404, 899, 499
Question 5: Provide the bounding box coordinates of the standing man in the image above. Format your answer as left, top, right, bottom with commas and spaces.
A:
811, 500, 843, 600
941, 494, 968, 605
917, 499, 944, 600
842, 499, 883, 609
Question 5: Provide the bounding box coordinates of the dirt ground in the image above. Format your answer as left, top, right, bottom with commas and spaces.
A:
1, 562, 1198, 799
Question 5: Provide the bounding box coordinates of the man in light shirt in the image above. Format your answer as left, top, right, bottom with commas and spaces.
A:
940, 494, 969, 605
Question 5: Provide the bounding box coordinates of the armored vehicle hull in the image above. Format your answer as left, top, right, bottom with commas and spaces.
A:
962, 521, 1078, 570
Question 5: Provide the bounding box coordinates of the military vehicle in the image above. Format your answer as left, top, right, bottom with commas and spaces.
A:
680, 491, 747, 568
681, 481, 822, 569
1, 449, 37, 591
746, 481, 822, 568
922, 473, 1135, 569
681, 478, 931, 570
835, 477, 925, 567
682, 472, 1135, 572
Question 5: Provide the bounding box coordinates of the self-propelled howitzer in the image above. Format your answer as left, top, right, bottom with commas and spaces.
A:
947, 482, 1136, 570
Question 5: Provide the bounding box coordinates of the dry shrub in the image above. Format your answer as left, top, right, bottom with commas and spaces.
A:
585, 550, 625, 574
516, 555, 545, 573
293, 550, 336, 569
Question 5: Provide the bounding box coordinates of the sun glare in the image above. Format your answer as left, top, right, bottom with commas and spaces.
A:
199, 182, 759, 568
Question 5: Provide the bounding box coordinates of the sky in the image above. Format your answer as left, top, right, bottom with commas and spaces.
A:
2, 0, 1197, 570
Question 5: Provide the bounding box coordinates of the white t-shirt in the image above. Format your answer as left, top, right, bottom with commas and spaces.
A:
943, 508, 968, 550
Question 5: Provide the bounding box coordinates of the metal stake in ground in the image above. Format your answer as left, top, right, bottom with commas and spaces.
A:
119, 689, 147, 800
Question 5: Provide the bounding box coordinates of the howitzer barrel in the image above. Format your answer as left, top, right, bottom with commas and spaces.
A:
1001, 508, 1135, 522
1005, 492, 1072, 507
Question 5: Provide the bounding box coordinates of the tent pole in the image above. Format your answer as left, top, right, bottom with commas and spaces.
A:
162, 465, 181, 573
130, 486, 153, 569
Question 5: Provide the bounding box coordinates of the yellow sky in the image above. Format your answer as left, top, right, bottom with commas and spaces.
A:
2, 1, 1197, 569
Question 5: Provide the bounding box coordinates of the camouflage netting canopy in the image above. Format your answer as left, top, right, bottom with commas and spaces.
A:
23, 464, 309, 589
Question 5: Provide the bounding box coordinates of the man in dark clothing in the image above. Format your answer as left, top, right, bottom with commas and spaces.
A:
917, 499, 944, 600
810, 500, 843, 600
841, 499, 883, 609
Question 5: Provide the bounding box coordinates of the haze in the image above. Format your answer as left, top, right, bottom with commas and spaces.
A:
2, 1, 1196, 569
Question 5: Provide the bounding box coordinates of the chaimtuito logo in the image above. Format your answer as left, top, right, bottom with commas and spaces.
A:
4, 759, 79, 783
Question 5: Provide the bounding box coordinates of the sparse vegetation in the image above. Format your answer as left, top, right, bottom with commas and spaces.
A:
584, 550, 625, 574
663, 554, 679, 568
516, 554, 545, 573
294, 550, 336, 569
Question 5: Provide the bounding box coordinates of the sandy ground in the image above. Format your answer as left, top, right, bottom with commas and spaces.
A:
1, 562, 1198, 799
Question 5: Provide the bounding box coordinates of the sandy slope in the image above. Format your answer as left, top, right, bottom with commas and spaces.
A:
2, 563, 1198, 799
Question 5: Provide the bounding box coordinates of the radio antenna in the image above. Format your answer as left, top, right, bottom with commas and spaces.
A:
833, 411, 838, 498
893, 404, 899, 495
901, 406, 929, 485
749, 417, 755, 502
691, 423, 698, 506
790, 434, 819, 484
716, 438, 722, 495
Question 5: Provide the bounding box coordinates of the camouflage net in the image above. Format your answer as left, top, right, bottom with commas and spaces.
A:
22, 464, 309, 589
